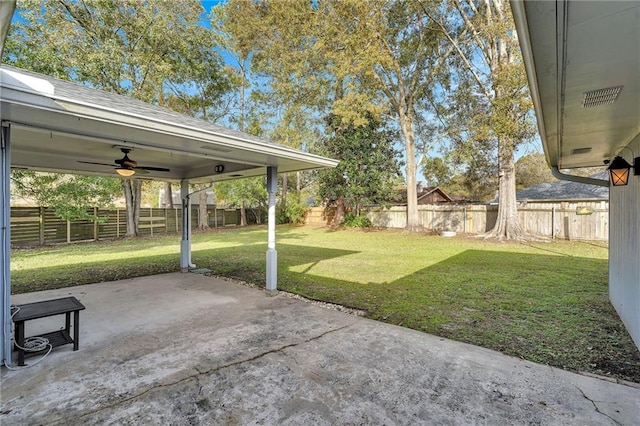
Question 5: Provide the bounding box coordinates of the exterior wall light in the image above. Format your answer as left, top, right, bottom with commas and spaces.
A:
609, 146, 640, 186
608, 154, 639, 186
116, 167, 136, 177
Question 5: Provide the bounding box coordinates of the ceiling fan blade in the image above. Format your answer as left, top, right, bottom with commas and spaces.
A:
136, 166, 171, 172
78, 161, 115, 167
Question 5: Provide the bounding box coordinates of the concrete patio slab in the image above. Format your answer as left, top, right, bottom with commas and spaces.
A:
1, 273, 638, 425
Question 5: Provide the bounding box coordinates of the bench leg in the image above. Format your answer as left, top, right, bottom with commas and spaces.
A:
16, 321, 25, 367
73, 310, 80, 351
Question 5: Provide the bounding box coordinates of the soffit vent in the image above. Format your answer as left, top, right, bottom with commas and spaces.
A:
582, 86, 623, 108
571, 147, 592, 155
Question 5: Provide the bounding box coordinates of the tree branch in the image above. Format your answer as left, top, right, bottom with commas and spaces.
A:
453, 0, 492, 65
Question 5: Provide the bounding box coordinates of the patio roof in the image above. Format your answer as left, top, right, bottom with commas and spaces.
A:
0, 65, 338, 183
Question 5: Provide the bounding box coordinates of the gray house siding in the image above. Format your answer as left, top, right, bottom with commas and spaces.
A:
609, 135, 640, 348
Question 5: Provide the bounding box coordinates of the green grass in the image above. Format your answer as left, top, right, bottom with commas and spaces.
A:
10, 225, 640, 383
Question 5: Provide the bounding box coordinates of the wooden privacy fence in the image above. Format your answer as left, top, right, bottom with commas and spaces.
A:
10, 206, 244, 246
306, 200, 609, 241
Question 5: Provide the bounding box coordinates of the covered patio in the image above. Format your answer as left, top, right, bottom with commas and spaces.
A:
2, 273, 638, 424
0, 64, 337, 367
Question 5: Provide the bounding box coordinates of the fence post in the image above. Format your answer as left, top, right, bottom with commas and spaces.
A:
463, 206, 467, 234
93, 207, 98, 241
39, 207, 45, 245
150, 207, 153, 237
164, 208, 168, 234
116, 209, 120, 238
551, 206, 555, 239
66, 220, 71, 243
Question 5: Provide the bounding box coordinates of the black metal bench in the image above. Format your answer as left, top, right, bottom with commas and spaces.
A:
12, 296, 86, 366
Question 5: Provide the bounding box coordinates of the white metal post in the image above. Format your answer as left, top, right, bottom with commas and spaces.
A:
180, 180, 191, 272
1, 123, 11, 365
266, 166, 278, 291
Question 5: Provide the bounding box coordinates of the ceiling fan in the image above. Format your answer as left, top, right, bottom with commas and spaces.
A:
78, 148, 170, 177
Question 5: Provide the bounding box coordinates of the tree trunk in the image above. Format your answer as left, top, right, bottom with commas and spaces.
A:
123, 178, 141, 237
482, 2, 525, 240
399, 112, 421, 231
334, 196, 346, 226
484, 140, 524, 240
198, 191, 209, 230
239, 205, 247, 226
282, 173, 288, 208
162, 182, 173, 208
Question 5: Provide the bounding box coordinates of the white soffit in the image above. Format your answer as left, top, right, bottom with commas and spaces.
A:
513, 0, 640, 169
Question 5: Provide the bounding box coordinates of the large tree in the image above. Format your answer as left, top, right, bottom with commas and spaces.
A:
319, 114, 402, 223
5, 0, 232, 236
216, 0, 447, 231
423, 0, 536, 239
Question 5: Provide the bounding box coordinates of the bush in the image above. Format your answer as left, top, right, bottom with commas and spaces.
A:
277, 201, 309, 224
342, 213, 372, 228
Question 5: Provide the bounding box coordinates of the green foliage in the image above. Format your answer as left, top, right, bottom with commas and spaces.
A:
342, 213, 373, 228
515, 153, 557, 190
421, 157, 451, 188
318, 114, 403, 214
10, 171, 121, 221
215, 177, 267, 212
5, 0, 233, 113
277, 200, 308, 225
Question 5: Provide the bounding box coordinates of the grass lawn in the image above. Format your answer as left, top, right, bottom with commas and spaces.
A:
11, 225, 640, 383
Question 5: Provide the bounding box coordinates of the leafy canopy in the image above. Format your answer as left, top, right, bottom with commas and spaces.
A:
318, 114, 403, 215
11, 171, 122, 221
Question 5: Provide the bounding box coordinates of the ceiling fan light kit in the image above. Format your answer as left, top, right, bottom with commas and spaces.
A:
116, 167, 136, 177
78, 147, 170, 176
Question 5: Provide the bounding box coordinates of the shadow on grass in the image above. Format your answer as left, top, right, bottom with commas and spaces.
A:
195, 245, 638, 383
10, 240, 639, 383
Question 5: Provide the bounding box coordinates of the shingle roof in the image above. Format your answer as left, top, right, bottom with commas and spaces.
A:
3, 64, 286, 150
516, 172, 609, 200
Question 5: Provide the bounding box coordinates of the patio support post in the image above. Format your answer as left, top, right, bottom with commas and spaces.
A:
1, 123, 11, 365
180, 180, 191, 272
266, 166, 278, 291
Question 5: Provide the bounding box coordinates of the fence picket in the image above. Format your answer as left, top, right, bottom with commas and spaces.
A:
305, 200, 608, 241
10, 206, 246, 246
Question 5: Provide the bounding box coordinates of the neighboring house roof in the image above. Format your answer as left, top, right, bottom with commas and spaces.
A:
394, 186, 453, 205
516, 172, 610, 201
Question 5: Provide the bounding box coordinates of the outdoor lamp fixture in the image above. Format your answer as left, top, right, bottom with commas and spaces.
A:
608, 155, 639, 186
116, 167, 136, 177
